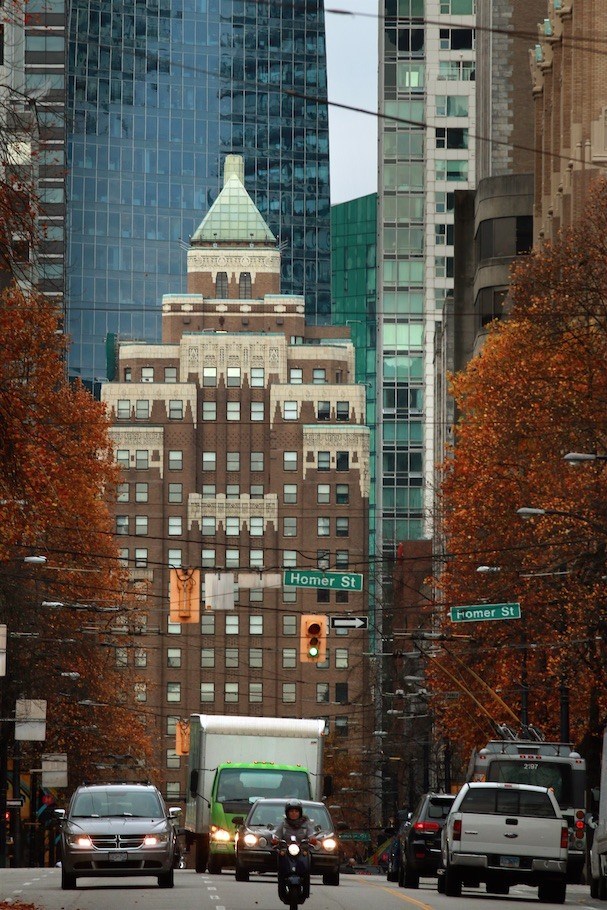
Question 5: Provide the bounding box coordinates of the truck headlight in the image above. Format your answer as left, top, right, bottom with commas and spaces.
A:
321, 837, 338, 852
212, 828, 231, 842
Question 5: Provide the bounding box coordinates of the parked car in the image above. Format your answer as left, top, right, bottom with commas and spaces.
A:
57, 782, 181, 890
234, 798, 341, 885
398, 793, 455, 888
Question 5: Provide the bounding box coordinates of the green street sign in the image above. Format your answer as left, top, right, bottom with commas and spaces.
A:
450, 603, 521, 623
283, 569, 363, 592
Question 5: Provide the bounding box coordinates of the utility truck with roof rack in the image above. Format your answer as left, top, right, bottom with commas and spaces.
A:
185, 714, 329, 874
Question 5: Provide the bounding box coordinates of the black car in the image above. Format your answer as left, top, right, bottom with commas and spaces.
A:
398, 793, 455, 888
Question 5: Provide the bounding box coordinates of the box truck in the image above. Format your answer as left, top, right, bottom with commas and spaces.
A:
184, 714, 328, 873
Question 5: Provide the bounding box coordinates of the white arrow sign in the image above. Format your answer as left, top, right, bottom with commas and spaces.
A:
330, 616, 368, 630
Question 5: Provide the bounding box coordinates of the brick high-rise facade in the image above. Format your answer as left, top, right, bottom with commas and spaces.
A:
531, 0, 607, 241
101, 157, 371, 802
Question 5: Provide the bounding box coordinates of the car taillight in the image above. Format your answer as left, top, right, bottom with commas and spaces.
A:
413, 821, 440, 833
574, 814, 585, 839
561, 826, 568, 849
453, 819, 461, 842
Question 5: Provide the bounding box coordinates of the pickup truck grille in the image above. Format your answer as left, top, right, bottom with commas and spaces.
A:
90, 834, 146, 849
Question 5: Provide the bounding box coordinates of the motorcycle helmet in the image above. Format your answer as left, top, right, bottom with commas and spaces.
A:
285, 799, 303, 819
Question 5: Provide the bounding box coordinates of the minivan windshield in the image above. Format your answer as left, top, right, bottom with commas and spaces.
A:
71, 789, 163, 818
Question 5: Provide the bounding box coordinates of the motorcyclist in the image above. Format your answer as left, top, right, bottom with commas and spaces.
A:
273, 800, 317, 901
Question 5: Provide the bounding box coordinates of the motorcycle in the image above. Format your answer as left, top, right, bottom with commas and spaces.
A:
276, 836, 311, 910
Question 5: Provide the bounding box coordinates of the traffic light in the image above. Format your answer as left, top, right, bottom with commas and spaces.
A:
300, 614, 327, 663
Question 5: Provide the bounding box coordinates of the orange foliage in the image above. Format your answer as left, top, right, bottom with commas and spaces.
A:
430, 178, 607, 769
0, 286, 156, 787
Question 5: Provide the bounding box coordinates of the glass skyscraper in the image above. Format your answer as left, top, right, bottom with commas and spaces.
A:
66, 0, 331, 385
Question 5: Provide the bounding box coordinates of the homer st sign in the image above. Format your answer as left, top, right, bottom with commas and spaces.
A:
450, 603, 521, 623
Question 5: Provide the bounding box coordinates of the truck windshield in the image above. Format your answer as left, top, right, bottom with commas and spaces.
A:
485, 760, 572, 808
216, 768, 311, 803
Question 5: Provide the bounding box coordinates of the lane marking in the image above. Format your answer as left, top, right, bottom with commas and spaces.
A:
357, 879, 435, 910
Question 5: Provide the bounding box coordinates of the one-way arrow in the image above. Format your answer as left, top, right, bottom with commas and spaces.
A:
329, 616, 368, 630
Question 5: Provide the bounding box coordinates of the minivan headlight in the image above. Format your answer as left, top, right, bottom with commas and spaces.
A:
68, 834, 93, 848
144, 834, 168, 846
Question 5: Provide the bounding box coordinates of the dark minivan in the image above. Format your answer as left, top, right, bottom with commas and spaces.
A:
398, 792, 455, 888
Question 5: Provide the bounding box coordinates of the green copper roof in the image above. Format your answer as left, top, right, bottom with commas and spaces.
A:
191, 155, 276, 245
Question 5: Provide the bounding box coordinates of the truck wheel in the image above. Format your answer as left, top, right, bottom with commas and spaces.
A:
61, 868, 77, 890
444, 866, 462, 897
234, 862, 250, 882
323, 869, 340, 886
208, 854, 222, 874
599, 876, 607, 901
538, 880, 566, 904
437, 871, 446, 894
591, 877, 599, 899
195, 835, 208, 873
158, 868, 174, 888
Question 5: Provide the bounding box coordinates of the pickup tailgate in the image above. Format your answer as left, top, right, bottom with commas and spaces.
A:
458, 812, 565, 859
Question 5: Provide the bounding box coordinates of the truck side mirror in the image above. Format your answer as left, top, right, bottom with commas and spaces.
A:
323, 774, 333, 798
189, 769, 199, 798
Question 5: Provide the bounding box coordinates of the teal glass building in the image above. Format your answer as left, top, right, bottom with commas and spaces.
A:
66, 0, 331, 385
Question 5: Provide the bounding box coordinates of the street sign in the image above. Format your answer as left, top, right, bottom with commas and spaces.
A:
450, 603, 521, 623
283, 570, 363, 592
6, 798, 23, 808
330, 616, 368, 630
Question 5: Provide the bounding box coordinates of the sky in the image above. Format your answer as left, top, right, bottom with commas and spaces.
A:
324, 1, 379, 205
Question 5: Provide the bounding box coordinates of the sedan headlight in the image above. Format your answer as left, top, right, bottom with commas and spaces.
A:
320, 837, 338, 852
143, 834, 169, 846
243, 833, 259, 847
211, 828, 231, 843
68, 834, 93, 848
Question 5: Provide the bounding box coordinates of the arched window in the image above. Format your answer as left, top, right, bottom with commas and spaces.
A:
216, 272, 228, 296
239, 272, 252, 297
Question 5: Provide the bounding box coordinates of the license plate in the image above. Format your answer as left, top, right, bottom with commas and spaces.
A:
499, 855, 519, 868
109, 852, 128, 862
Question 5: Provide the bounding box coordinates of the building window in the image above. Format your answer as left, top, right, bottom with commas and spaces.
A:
318, 451, 330, 471
166, 716, 179, 736
226, 451, 240, 471
167, 648, 181, 668
283, 588, 297, 603
168, 516, 182, 536
251, 402, 265, 421
317, 589, 330, 604
200, 682, 215, 703
168, 483, 183, 503
135, 516, 148, 535
250, 452, 264, 471
282, 648, 297, 669
250, 549, 264, 568
123, 368, 132, 382
336, 451, 349, 471
202, 451, 216, 471
316, 683, 330, 703
313, 369, 326, 383
250, 484, 264, 498
283, 517, 297, 537
134, 450, 148, 470
118, 548, 129, 567
117, 399, 131, 419
135, 400, 149, 419
116, 515, 129, 535
335, 648, 349, 669
283, 484, 297, 503
216, 272, 228, 296
336, 591, 349, 603
283, 615, 297, 636
201, 648, 214, 668
289, 368, 303, 384
141, 367, 154, 382
226, 517, 240, 536
249, 682, 263, 702
336, 517, 349, 537
134, 548, 148, 568
225, 648, 239, 668
117, 483, 129, 503
226, 614, 239, 635
227, 401, 241, 421
203, 367, 217, 387
335, 717, 349, 737
202, 548, 215, 567
317, 484, 330, 503
250, 517, 264, 536
166, 682, 181, 703
202, 485, 216, 499
166, 782, 180, 801
168, 450, 183, 471
169, 400, 183, 419
227, 366, 241, 387
250, 615, 263, 636
317, 401, 330, 420
284, 451, 297, 471
283, 401, 298, 420
168, 548, 182, 567
226, 484, 240, 499
283, 550, 297, 568
226, 549, 240, 568
249, 648, 263, 668
202, 401, 217, 421
135, 482, 148, 502
336, 401, 349, 421
202, 517, 217, 537
317, 517, 330, 536
239, 272, 252, 296
166, 749, 180, 770
335, 550, 349, 568
115, 647, 128, 668
116, 449, 130, 468
251, 367, 265, 387
282, 683, 296, 704
336, 484, 349, 504
135, 682, 147, 703
249, 588, 263, 602
165, 367, 178, 382
201, 613, 215, 635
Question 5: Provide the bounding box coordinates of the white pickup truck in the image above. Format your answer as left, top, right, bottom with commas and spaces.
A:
441, 782, 568, 903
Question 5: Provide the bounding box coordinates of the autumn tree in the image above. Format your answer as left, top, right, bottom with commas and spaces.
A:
0, 285, 156, 788
429, 178, 607, 781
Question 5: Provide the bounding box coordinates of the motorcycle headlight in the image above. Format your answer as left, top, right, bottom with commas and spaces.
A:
287, 843, 301, 857
211, 828, 231, 843
243, 833, 258, 847
68, 834, 93, 848
143, 834, 168, 846
321, 837, 338, 852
